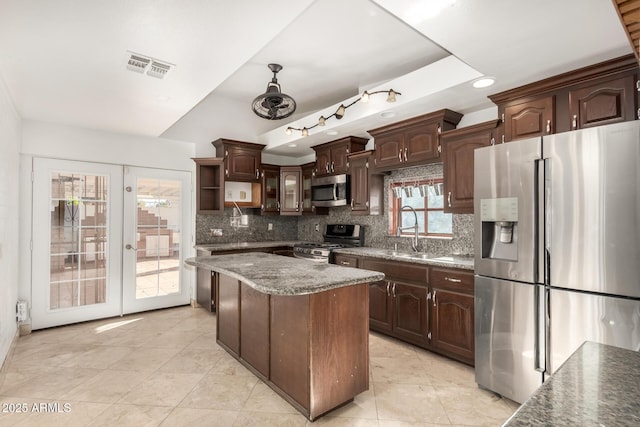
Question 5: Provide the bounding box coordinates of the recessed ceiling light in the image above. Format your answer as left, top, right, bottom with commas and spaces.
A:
472, 77, 496, 88
380, 111, 396, 118
326, 130, 339, 136
288, 143, 297, 148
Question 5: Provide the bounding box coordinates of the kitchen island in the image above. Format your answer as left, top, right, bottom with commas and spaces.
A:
185, 252, 385, 421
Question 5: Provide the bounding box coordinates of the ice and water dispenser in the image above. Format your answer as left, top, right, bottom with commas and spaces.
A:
480, 197, 518, 261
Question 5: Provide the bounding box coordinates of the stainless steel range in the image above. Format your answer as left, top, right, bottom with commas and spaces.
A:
293, 224, 364, 263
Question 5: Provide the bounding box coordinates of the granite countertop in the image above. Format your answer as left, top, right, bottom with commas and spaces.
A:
504, 341, 640, 426
333, 247, 475, 270
185, 252, 385, 296
195, 241, 301, 252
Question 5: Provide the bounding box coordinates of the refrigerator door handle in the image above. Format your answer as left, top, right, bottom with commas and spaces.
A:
544, 158, 552, 286
533, 284, 546, 373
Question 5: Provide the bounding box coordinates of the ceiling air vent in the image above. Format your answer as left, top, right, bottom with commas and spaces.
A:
127, 54, 151, 73
147, 60, 172, 79
125, 51, 174, 79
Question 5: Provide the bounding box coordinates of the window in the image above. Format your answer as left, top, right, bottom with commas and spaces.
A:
389, 179, 452, 237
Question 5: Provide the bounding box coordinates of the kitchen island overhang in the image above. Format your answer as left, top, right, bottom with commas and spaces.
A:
185, 252, 385, 421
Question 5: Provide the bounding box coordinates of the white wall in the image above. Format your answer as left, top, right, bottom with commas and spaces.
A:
0, 74, 21, 368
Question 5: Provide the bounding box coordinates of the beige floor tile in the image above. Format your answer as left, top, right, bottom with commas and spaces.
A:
141, 329, 202, 350
321, 386, 378, 420
369, 333, 419, 359
378, 421, 448, 427
159, 344, 225, 374
310, 416, 381, 426
108, 346, 181, 372
232, 411, 308, 426
61, 369, 151, 403
89, 403, 173, 427
371, 356, 434, 385
210, 352, 260, 376
184, 332, 219, 350
434, 385, 514, 426
242, 382, 299, 414
5, 400, 110, 427
118, 371, 204, 407
58, 345, 133, 369
374, 382, 450, 424
8, 343, 90, 369
178, 373, 258, 410
159, 407, 240, 426
1, 367, 100, 400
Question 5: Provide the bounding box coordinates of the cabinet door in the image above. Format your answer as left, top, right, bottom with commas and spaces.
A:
261, 165, 280, 214
217, 274, 240, 355
373, 133, 403, 170
314, 147, 332, 177
349, 153, 369, 213
369, 280, 393, 332
196, 268, 215, 312
333, 254, 359, 268
280, 167, 302, 215
404, 121, 441, 163
442, 126, 493, 214
392, 282, 428, 345
430, 288, 474, 364
240, 283, 270, 378
504, 96, 555, 142
569, 74, 637, 130
226, 146, 261, 181
330, 143, 350, 174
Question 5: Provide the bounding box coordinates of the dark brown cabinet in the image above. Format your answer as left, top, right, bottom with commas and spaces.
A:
301, 162, 327, 215
193, 157, 224, 215
429, 267, 475, 365
347, 151, 383, 216
336, 254, 475, 365
260, 164, 280, 215
217, 273, 240, 355
240, 283, 270, 378
312, 136, 367, 177
196, 249, 217, 311
569, 74, 636, 130
361, 258, 429, 347
441, 120, 500, 214
280, 166, 302, 215
212, 139, 264, 182
503, 96, 555, 142
491, 55, 639, 142
368, 109, 463, 172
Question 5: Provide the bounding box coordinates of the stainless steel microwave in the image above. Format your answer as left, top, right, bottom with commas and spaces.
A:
311, 174, 350, 207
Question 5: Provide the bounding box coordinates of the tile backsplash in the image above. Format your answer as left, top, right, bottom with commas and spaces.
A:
195, 163, 474, 256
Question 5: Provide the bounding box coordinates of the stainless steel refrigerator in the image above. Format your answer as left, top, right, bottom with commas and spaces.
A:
473, 120, 640, 404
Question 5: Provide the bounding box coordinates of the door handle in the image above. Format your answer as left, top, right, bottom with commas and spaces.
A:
125, 244, 137, 251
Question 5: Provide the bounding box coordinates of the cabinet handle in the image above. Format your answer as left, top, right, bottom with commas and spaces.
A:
432, 289, 437, 306
546, 119, 551, 134
225, 168, 229, 177
572, 115, 577, 129
490, 137, 495, 146
261, 204, 264, 211
325, 163, 329, 173
427, 331, 432, 341
398, 150, 403, 162
427, 291, 432, 301
331, 162, 335, 173
403, 147, 408, 162
277, 201, 280, 211
447, 191, 452, 207
350, 199, 354, 209
392, 282, 397, 298
296, 200, 299, 211
501, 135, 505, 144
256, 169, 259, 179
340, 260, 350, 266
444, 277, 462, 283
386, 282, 391, 296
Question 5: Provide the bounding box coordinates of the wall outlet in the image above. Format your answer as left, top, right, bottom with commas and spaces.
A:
210, 228, 223, 237
16, 300, 27, 322
315, 224, 320, 232
268, 223, 273, 231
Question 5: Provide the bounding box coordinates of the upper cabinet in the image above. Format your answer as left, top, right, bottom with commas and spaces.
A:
368, 109, 463, 172
279, 166, 302, 216
347, 151, 383, 216
441, 120, 500, 214
193, 157, 224, 215
312, 136, 368, 177
212, 139, 265, 182
490, 55, 639, 143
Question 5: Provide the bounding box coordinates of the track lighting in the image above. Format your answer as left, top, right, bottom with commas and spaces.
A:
285, 89, 401, 137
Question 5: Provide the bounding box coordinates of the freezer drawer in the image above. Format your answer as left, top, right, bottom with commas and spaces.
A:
549, 288, 640, 374
475, 275, 544, 404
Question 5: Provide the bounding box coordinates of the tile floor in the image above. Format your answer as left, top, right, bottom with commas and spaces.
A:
0, 306, 518, 426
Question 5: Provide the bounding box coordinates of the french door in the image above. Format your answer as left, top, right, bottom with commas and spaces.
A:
31, 159, 192, 329
32, 159, 124, 329
122, 166, 191, 314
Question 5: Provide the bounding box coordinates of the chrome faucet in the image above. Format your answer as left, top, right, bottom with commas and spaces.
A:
397, 205, 420, 252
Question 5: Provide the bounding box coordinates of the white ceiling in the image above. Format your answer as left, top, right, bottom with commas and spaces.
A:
0, 0, 632, 160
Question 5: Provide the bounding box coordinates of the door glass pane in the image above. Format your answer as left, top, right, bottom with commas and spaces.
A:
135, 178, 181, 299
49, 172, 108, 309
284, 173, 298, 209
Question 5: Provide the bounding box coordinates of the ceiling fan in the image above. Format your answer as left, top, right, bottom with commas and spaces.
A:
252, 63, 296, 120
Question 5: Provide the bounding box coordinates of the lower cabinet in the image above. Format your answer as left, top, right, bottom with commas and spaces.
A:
347, 255, 475, 365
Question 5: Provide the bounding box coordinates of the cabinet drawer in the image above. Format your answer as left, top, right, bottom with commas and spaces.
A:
430, 268, 474, 293
361, 258, 427, 284
333, 254, 359, 268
